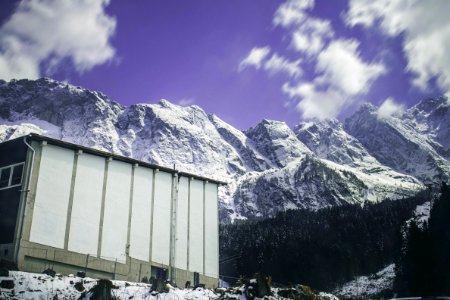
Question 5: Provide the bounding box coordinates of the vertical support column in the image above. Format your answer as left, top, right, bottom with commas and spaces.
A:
149, 169, 157, 263
186, 177, 191, 271
169, 172, 179, 282
203, 181, 206, 275
21, 141, 45, 242
216, 184, 220, 281
97, 157, 111, 258
64, 149, 82, 250
126, 164, 137, 261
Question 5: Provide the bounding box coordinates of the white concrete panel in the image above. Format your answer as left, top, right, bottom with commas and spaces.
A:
174, 176, 189, 270
204, 183, 219, 278
129, 166, 153, 261
188, 179, 203, 273
101, 160, 131, 263
151, 171, 172, 265
30, 145, 74, 248
68, 153, 105, 255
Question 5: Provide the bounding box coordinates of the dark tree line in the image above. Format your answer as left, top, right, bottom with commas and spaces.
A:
394, 183, 450, 296
220, 192, 428, 291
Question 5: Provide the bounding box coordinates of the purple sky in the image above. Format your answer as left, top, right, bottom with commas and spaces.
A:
0, 0, 448, 129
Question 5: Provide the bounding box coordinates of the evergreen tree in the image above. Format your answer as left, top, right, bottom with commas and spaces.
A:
428, 182, 450, 294
394, 182, 450, 296
220, 192, 427, 291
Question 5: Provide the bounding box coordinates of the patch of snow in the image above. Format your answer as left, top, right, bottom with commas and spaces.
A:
1, 271, 338, 300
335, 264, 395, 298
404, 201, 431, 231
4, 271, 222, 300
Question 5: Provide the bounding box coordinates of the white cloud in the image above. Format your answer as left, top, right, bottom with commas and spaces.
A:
274, 0, 333, 56
0, 0, 116, 80
240, 47, 302, 78
239, 0, 388, 120
263, 54, 302, 77
178, 98, 195, 106
273, 0, 314, 27
445, 92, 450, 105
239, 46, 271, 70
283, 39, 385, 119
283, 82, 347, 119
377, 97, 405, 119
346, 0, 450, 91
290, 18, 333, 56
315, 39, 385, 96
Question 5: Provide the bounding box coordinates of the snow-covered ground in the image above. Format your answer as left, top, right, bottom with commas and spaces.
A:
0, 271, 223, 300
0, 271, 340, 300
334, 264, 395, 298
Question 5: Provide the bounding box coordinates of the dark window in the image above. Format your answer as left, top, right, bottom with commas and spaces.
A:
0, 163, 25, 190
0, 179, 22, 243
11, 164, 24, 186
0, 168, 10, 188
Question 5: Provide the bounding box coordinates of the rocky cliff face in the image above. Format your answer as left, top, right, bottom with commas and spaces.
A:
344, 103, 450, 183
1, 78, 447, 221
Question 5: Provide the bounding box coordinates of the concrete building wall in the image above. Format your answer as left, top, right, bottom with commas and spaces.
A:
29, 145, 74, 249
188, 179, 203, 273
68, 152, 105, 256
175, 177, 189, 270
151, 171, 172, 266
101, 160, 132, 263
204, 182, 219, 278
129, 166, 153, 262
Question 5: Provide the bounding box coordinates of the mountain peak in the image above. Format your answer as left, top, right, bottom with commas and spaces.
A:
260, 119, 286, 126
357, 102, 377, 114
159, 98, 174, 108
406, 95, 450, 154
295, 118, 382, 168
345, 98, 450, 182
246, 118, 311, 168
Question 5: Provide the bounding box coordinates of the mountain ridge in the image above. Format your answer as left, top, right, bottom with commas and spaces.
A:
1, 78, 448, 221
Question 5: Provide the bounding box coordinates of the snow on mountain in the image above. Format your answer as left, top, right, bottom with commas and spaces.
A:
208, 114, 273, 172
345, 103, 450, 183
234, 156, 422, 218
403, 201, 431, 234
405, 96, 450, 160
335, 264, 395, 298
245, 119, 312, 168
115, 99, 246, 181
295, 118, 421, 187
295, 119, 380, 167
0, 78, 436, 220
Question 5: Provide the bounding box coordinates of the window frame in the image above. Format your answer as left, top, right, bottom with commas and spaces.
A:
0, 162, 25, 191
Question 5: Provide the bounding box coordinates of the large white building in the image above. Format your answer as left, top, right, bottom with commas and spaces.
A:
0, 134, 223, 287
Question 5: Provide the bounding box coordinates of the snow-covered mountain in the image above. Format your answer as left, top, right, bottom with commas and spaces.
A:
295, 119, 421, 182
1, 78, 447, 220
345, 103, 450, 182
295, 118, 381, 168
405, 97, 450, 160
